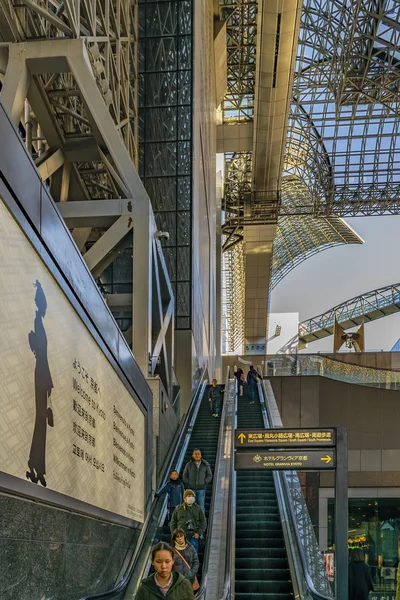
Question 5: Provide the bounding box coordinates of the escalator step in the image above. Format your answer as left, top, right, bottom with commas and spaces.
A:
235, 391, 294, 599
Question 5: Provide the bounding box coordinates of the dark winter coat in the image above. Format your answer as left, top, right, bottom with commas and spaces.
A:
156, 479, 185, 508
348, 561, 374, 600
183, 459, 212, 491
170, 503, 207, 539
136, 572, 194, 599
247, 368, 260, 387
208, 385, 222, 402
173, 543, 199, 583
234, 369, 244, 383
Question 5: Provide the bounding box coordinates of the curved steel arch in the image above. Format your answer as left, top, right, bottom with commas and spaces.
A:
271, 215, 364, 289
282, 0, 400, 217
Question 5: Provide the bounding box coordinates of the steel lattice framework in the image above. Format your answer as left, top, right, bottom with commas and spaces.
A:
299, 282, 400, 344
279, 0, 400, 218
271, 215, 364, 289
219, 0, 365, 352
0, 0, 138, 207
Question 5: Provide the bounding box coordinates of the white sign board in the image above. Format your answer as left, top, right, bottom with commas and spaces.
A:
0, 197, 145, 522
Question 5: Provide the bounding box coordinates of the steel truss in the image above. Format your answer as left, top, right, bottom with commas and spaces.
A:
222, 241, 246, 355
271, 215, 363, 289
299, 282, 400, 344
280, 0, 400, 218
219, 0, 362, 352
0, 2, 175, 393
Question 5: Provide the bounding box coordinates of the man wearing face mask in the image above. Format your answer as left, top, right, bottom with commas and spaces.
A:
170, 489, 207, 553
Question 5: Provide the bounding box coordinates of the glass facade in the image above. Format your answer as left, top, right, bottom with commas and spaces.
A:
328, 498, 400, 596
138, 0, 193, 330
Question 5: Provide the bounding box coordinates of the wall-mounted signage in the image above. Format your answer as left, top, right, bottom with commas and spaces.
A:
0, 198, 145, 522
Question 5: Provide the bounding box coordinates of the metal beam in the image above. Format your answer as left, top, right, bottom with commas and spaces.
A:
83, 215, 133, 274
37, 148, 64, 180
1, 45, 30, 127
57, 199, 133, 228
106, 293, 133, 313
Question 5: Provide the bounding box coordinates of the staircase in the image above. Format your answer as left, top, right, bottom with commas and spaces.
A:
235, 388, 293, 599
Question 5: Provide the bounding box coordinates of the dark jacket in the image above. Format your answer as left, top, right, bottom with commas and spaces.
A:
156, 479, 185, 508
136, 572, 194, 599
348, 561, 374, 600
183, 459, 212, 490
234, 369, 244, 382
170, 503, 207, 539
208, 385, 222, 401
247, 368, 260, 387
173, 543, 199, 583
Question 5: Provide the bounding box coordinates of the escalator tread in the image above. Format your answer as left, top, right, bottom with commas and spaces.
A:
235, 389, 294, 599
161, 385, 223, 578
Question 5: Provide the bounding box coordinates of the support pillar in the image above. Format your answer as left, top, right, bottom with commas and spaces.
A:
244, 224, 276, 352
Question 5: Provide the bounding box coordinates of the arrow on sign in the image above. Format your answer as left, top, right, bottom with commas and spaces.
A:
320, 455, 332, 464
238, 433, 246, 444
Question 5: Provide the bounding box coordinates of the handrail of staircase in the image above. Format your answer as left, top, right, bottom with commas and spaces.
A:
257, 372, 333, 600
79, 368, 207, 600
220, 371, 237, 600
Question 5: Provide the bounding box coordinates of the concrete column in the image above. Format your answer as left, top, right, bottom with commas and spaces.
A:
244, 224, 276, 351
175, 330, 194, 416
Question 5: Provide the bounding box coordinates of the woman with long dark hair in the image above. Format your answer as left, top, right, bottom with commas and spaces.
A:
136, 542, 194, 599
26, 280, 53, 488
348, 548, 374, 600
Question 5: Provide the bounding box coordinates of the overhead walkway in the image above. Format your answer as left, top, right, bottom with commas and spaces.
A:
299, 283, 400, 345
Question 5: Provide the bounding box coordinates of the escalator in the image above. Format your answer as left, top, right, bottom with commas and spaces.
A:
159, 385, 223, 577
235, 389, 294, 599
81, 378, 224, 600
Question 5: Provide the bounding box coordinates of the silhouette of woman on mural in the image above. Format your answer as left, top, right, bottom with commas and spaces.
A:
26, 280, 54, 487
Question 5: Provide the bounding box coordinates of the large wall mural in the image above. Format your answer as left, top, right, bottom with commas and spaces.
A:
0, 197, 145, 523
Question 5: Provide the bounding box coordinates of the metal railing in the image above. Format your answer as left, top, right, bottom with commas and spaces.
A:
264, 354, 400, 389
220, 370, 236, 600
195, 366, 231, 599
79, 369, 207, 600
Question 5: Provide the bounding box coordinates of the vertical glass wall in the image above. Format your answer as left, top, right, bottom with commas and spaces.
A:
328, 497, 400, 597
138, 0, 193, 330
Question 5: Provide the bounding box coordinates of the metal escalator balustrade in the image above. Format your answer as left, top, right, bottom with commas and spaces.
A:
79, 373, 208, 599
235, 389, 294, 599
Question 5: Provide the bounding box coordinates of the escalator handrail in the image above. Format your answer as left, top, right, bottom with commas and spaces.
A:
220, 372, 236, 600
79, 369, 207, 600
258, 374, 333, 600
195, 366, 231, 599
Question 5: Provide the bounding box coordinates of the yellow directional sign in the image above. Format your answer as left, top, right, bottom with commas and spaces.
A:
235, 428, 335, 448
321, 454, 332, 464
235, 449, 336, 470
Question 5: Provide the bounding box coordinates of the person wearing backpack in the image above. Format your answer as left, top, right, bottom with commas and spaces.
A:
234, 368, 245, 396
247, 365, 261, 404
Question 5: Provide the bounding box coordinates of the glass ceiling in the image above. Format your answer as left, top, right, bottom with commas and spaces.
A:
282, 0, 400, 217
